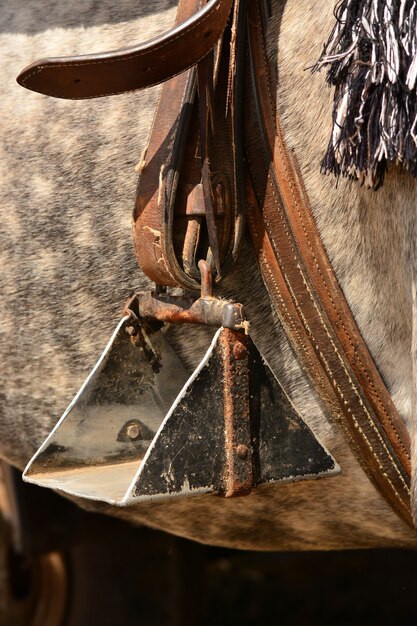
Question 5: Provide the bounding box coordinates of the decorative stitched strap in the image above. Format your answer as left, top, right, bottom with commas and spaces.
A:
245, 0, 412, 526
16, 0, 233, 99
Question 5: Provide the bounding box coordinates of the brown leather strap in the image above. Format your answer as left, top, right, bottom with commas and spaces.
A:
16, 0, 244, 290
133, 0, 245, 290
245, 0, 412, 525
16, 0, 233, 99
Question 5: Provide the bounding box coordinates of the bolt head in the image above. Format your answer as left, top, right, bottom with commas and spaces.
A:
127, 423, 141, 440
236, 444, 249, 460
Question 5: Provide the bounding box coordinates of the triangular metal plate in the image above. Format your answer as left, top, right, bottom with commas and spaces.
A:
249, 346, 338, 485
23, 317, 190, 504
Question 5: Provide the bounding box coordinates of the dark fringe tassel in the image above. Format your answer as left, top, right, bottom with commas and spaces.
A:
314, 0, 417, 189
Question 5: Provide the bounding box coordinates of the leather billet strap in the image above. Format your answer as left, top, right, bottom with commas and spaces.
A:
17, 0, 233, 99
245, 1, 412, 525
133, 0, 246, 289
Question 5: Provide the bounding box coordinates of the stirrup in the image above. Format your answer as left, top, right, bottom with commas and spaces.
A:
23, 264, 338, 505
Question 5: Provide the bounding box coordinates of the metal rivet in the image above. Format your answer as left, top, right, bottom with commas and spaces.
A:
127, 423, 141, 440
236, 444, 249, 460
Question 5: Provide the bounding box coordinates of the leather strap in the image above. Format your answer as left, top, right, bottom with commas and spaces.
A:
17, 0, 244, 290
16, 0, 233, 99
133, 0, 245, 289
245, 0, 412, 525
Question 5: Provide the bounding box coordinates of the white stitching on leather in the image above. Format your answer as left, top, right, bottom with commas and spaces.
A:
284, 146, 411, 462
247, 164, 409, 508
247, 200, 322, 382
293, 272, 410, 498
263, 164, 410, 499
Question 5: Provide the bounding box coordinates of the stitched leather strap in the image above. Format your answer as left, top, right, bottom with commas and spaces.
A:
245, 0, 412, 525
16, 0, 233, 99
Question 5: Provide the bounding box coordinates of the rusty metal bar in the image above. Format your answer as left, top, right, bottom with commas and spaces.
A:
220, 329, 253, 497
125, 291, 246, 330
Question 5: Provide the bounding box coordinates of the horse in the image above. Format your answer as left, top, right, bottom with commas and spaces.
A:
1, 0, 417, 552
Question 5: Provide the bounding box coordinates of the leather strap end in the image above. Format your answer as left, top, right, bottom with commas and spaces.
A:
16, 0, 233, 99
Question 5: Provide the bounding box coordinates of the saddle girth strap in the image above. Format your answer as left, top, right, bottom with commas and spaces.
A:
132, 0, 246, 289
16, 0, 413, 525
244, 1, 412, 525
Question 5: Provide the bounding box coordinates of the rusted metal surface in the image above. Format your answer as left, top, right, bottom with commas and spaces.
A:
220, 329, 253, 498
21, 226, 336, 507
125, 291, 246, 330
124, 260, 245, 330
23, 317, 190, 504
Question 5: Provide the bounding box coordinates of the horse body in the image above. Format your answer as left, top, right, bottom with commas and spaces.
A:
1, 0, 417, 549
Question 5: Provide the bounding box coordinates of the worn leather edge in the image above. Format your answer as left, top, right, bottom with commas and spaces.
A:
133, 0, 245, 290
133, 0, 201, 288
